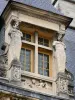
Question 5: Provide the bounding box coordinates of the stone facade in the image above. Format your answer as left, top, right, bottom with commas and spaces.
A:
0, 0, 74, 100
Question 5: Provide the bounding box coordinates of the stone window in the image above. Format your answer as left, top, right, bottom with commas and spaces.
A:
20, 23, 53, 77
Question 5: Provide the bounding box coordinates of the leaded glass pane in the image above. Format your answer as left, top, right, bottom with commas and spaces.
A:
44, 39, 49, 47
44, 54, 49, 62
21, 33, 31, 42
44, 62, 49, 69
25, 64, 30, 71
38, 53, 43, 60
38, 53, 49, 76
44, 70, 49, 76
26, 34, 31, 42
20, 48, 31, 72
38, 37, 43, 45
38, 68, 43, 75
38, 37, 49, 47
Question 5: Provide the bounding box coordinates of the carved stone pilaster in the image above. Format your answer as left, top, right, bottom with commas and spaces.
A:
8, 59, 21, 81
53, 41, 66, 73
56, 70, 74, 97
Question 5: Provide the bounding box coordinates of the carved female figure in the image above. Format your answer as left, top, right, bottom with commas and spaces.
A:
8, 19, 22, 66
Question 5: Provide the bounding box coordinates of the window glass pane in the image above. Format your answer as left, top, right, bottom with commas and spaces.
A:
21, 33, 31, 42
38, 68, 43, 75
25, 64, 30, 71
38, 37, 43, 45
38, 53, 43, 61
21, 48, 25, 54
20, 55, 24, 62
20, 49, 31, 72
44, 54, 49, 62
44, 39, 49, 47
26, 50, 31, 56
38, 53, 49, 76
26, 34, 31, 42
44, 70, 49, 76
38, 63, 43, 69
38, 37, 49, 47
44, 62, 49, 69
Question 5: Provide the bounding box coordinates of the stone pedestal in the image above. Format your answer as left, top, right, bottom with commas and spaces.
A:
8, 59, 21, 82
56, 71, 74, 98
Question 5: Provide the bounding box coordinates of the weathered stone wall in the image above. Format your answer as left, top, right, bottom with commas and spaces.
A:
0, 26, 5, 54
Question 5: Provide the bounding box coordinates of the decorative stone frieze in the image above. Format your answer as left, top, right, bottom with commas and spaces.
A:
21, 75, 52, 95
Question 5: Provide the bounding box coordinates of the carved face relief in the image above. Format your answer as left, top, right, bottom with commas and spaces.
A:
11, 19, 19, 29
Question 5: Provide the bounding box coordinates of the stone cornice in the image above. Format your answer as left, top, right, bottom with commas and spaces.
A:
0, 78, 69, 100
2, 1, 72, 29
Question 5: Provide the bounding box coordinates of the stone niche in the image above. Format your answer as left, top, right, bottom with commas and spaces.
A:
21, 74, 53, 95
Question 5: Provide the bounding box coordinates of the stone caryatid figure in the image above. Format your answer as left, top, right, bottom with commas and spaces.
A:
8, 19, 23, 66
53, 34, 66, 73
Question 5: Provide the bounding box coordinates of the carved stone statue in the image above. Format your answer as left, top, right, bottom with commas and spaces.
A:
53, 34, 66, 73
8, 19, 23, 66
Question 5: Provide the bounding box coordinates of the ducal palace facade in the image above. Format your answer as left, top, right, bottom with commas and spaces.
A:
0, 0, 75, 100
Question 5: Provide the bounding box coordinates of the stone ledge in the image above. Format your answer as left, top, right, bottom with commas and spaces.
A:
21, 71, 54, 83
0, 80, 70, 100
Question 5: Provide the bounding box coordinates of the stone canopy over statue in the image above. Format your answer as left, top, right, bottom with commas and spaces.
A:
53, 34, 66, 73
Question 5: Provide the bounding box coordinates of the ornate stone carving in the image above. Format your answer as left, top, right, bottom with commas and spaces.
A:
56, 70, 74, 96
21, 76, 52, 94
9, 59, 21, 81
8, 19, 23, 66
53, 41, 66, 73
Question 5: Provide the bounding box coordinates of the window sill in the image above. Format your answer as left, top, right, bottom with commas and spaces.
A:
21, 70, 54, 83
22, 40, 35, 46
38, 44, 52, 51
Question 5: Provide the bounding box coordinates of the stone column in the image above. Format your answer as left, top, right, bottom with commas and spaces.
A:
34, 32, 38, 74
53, 40, 66, 73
